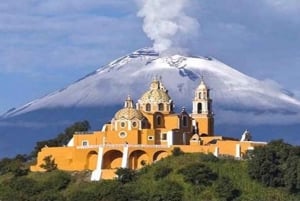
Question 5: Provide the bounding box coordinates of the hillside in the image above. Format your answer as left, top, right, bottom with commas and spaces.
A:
1, 152, 299, 201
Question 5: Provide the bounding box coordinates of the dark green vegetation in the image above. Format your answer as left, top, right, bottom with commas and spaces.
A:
248, 140, 300, 194
0, 120, 299, 201
31, 120, 90, 157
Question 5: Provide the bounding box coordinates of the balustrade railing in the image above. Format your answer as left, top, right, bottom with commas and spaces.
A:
77, 144, 170, 149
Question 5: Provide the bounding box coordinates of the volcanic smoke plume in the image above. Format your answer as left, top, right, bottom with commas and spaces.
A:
136, 0, 200, 55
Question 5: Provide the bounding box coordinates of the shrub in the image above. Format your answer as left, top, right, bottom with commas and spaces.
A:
215, 176, 240, 201
43, 171, 71, 191
68, 190, 97, 201
40, 155, 57, 172
199, 153, 219, 162
115, 168, 136, 184
172, 147, 184, 156
151, 180, 184, 201
154, 165, 173, 180
0, 154, 28, 175
178, 162, 218, 186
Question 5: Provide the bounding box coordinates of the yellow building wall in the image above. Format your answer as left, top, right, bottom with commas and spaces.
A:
196, 116, 213, 135
139, 129, 155, 144
74, 133, 102, 146
164, 115, 179, 129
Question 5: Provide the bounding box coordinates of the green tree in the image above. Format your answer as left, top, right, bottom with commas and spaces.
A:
284, 154, 300, 193
33, 190, 65, 201
68, 191, 97, 201
115, 168, 137, 184
151, 180, 184, 201
172, 147, 184, 156
199, 153, 219, 162
153, 165, 173, 180
178, 162, 218, 186
215, 176, 240, 201
40, 155, 57, 172
248, 139, 300, 193
43, 171, 71, 190
31, 120, 90, 157
0, 154, 28, 175
7, 177, 42, 199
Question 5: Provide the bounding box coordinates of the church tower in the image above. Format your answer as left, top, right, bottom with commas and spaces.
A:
191, 79, 214, 136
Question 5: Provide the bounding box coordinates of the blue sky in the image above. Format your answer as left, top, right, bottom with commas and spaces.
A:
0, 0, 300, 114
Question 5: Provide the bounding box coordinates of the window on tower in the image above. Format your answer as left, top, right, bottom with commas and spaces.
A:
199, 92, 201, 99
146, 103, 151, 111
157, 116, 162, 126
158, 103, 164, 111
197, 103, 202, 113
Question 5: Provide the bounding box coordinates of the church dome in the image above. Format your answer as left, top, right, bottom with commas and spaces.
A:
114, 108, 144, 120
114, 95, 144, 120
140, 78, 171, 103
140, 89, 171, 103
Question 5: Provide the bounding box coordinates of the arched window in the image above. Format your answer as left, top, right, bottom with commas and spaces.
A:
182, 116, 188, 127
158, 103, 164, 111
146, 103, 151, 112
197, 103, 202, 113
199, 92, 202, 99
157, 116, 162, 126
120, 121, 126, 128
132, 121, 137, 128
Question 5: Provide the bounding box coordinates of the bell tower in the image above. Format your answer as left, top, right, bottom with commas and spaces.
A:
191, 79, 214, 136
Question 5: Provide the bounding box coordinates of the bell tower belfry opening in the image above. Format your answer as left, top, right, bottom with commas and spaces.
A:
192, 79, 214, 136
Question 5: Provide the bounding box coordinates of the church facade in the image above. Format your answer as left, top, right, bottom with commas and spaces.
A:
31, 78, 266, 180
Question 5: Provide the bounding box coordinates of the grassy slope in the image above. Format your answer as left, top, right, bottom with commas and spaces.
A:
1, 153, 299, 201
132, 153, 299, 201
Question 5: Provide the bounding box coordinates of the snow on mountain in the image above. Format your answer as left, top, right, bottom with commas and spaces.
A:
2, 47, 300, 125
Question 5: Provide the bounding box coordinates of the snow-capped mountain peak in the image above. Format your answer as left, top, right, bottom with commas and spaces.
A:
2, 48, 300, 125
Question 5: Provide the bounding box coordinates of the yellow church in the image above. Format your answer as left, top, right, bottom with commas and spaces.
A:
31, 78, 266, 180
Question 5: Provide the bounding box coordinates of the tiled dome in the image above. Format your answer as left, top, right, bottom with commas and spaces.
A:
114, 108, 144, 120
140, 79, 171, 103
140, 89, 171, 103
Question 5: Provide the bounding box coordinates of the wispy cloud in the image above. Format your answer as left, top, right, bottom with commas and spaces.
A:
264, 0, 300, 14
0, 0, 146, 74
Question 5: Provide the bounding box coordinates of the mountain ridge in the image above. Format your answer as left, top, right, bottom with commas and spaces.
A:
2, 48, 300, 122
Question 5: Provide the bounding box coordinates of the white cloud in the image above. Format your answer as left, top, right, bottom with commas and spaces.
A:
264, 0, 300, 13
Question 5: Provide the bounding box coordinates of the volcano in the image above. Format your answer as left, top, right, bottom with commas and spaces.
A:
1, 48, 300, 158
